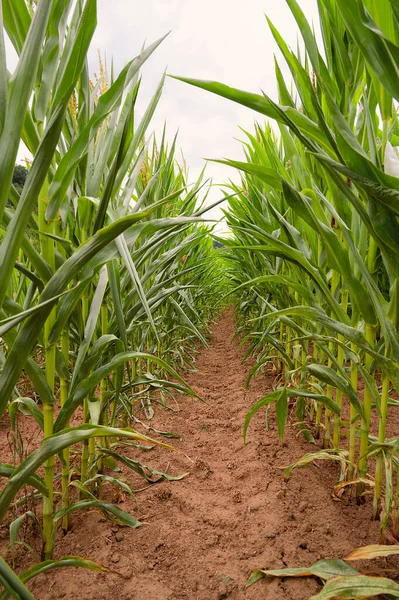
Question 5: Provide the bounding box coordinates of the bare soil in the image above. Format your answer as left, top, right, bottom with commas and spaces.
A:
1, 310, 397, 599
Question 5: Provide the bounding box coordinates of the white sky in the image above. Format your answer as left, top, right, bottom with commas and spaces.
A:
89, 0, 319, 226
12, 1, 320, 227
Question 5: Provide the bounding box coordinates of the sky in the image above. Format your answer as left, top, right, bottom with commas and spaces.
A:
13, 1, 320, 227
88, 0, 319, 226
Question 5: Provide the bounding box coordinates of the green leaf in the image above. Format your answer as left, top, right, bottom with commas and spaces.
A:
307, 363, 363, 418
50, 0, 96, 112
10, 397, 44, 430
53, 500, 141, 528
55, 351, 196, 431
0, 0, 98, 312
0, 424, 172, 522
309, 574, 399, 599
14, 555, 108, 587
0, 556, 35, 600
336, 0, 399, 111
0, 206, 167, 419
243, 391, 280, 444
0, 464, 48, 497
70, 266, 108, 389
275, 388, 288, 444
9, 511, 43, 562
1, 0, 31, 54
169, 76, 333, 153
0, 2, 7, 138
0, 0, 52, 222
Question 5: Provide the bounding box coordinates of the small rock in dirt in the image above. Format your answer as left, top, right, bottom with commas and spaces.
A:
120, 567, 133, 580
298, 501, 308, 513
115, 532, 124, 542
300, 523, 312, 534
232, 490, 242, 503
111, 553, 121, 563
217, 574, 232, 585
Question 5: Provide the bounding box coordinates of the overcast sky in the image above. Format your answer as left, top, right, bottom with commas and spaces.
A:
88, 1, 320, 224
13, 1, 319, 226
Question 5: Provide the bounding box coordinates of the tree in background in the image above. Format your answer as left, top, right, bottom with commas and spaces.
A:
12, 164, 28, 192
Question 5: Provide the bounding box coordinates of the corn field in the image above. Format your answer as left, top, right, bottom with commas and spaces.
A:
3, 0, 399, 598
0, 0, 226, 595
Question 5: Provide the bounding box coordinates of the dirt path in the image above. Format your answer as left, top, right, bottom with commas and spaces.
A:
27, 311, 382, 600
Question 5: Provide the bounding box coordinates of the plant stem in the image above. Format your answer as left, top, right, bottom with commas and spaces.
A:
357, 234, 378, 501
373, 375, 390, 519
333, 289, 348, 448
39, 181, 56, 560
357, 323, 375, 503
348, 342, 358, 480
80, 231, 90, 488
97, 302, 109, 473
60, 329, 70, 533
325, 271, 340, 448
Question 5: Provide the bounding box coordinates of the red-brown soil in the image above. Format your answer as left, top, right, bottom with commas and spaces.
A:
1, 310, 397, 599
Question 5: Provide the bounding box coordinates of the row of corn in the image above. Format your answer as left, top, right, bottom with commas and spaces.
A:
0, 1, 225, 596
175, 0, 399, 596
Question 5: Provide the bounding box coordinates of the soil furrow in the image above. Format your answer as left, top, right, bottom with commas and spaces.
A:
21, 311, 383, 599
